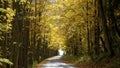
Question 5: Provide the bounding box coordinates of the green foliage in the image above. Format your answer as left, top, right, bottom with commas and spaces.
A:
32, 61, 38, 68
110, 61, 120, 68
62, 55, 78, 63
6, 8, 16, 23
0, 8, 6, 13
62, 55, 91, 64
0, 36, 4, 41
76, 55, 91, 63
0, 58, 13, 66
0, 7, 15, 23
0, 8, 15, 33
0, 1, 15, 67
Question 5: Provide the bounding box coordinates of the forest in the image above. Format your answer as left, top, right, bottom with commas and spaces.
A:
0, 0, 120, 68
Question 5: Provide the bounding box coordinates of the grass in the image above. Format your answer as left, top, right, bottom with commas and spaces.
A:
32, 61, 38, 68
61, 55, 120, 68
61, 55, 93, 68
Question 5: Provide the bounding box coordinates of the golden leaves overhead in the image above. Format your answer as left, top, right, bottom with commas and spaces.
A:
39, 0, 96, 50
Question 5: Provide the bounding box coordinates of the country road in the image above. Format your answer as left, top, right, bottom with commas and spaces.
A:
36, 56, 78, 68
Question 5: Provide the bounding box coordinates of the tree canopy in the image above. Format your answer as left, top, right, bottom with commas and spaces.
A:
0, 0, 120, 68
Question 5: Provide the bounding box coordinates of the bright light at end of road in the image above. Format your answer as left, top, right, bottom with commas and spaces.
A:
48, 0, 57, 3
58, 49, 64, 56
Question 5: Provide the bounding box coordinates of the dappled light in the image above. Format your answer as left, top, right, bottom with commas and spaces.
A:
36, 56, 77, 68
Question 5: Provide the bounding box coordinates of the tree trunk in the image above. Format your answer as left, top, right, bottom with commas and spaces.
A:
86, 1, 91, 56
98, 0, 114, 57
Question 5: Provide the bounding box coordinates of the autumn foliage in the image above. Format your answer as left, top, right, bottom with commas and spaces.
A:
0, 0, 120, 68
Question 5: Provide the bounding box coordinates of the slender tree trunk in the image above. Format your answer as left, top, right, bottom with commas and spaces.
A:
12, 1, 20, 68
86, 1, 90, 55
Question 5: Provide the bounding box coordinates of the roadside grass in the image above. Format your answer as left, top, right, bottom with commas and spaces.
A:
61, 55, 120, 68
61, 55, 93, 68
32, 61, 38, 68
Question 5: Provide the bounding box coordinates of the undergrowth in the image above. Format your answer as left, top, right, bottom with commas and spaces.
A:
61, 55, 120, 68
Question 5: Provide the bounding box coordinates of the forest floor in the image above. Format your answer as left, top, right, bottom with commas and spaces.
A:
61, 55, 120, 68
35, 55, 78, 68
